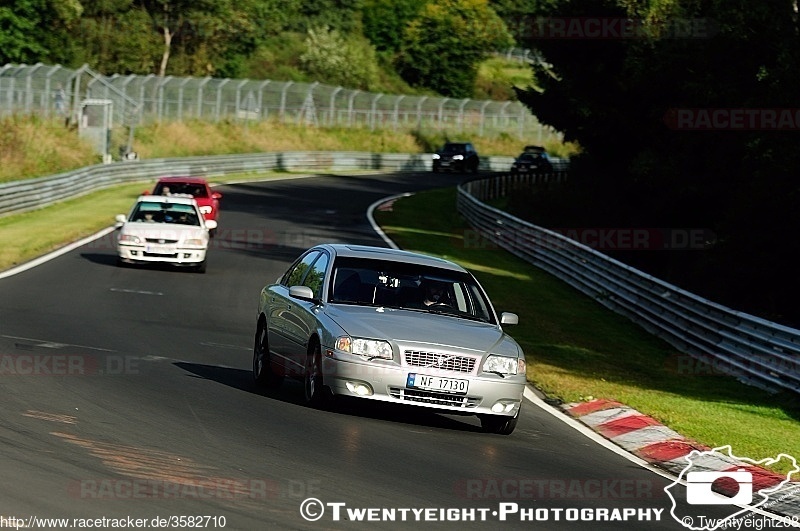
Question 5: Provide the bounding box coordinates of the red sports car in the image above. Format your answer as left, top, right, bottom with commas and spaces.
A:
151, 176, 222, 225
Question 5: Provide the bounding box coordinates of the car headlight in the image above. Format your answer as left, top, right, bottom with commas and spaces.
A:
453, 154, 464, 160
119, 234, 141, 245
184, 238, 205, 246
432, 154, 441, 160
335, 336, 393, 360
483, 355, 520, 375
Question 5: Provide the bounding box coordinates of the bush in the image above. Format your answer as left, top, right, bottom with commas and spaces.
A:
300, 26, 381, 90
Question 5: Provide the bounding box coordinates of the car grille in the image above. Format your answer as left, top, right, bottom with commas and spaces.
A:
145, 238, 179, 244
403, 350, 477, 374
389, 387, 480, 408
143, 252, 178, 258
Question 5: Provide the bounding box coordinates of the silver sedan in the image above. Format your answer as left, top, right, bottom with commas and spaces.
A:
253, 244, 526, 434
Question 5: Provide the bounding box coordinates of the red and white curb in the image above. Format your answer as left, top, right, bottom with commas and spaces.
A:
563, 399, 800, 520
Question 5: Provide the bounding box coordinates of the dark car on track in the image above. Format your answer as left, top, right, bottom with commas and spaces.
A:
510, 146, 553, 174
432, 142, 480, 173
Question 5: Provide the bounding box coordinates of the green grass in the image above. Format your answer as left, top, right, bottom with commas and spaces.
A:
0, 173, 288, 271
373, 187, 800, 474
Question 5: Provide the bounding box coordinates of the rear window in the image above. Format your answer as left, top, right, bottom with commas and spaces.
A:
154, 182, 208, 198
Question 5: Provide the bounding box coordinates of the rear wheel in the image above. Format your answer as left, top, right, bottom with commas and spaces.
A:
253, 320, 282, 388
479, 407, 520, 435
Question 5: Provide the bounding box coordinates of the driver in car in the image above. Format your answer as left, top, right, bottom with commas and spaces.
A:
423, 281, 451, 307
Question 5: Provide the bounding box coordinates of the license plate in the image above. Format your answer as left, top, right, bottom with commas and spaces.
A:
146, 245, 176, 254
407, 373, 468, 394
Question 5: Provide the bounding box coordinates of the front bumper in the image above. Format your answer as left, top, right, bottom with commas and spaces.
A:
118, 244, 207, 265
321, 355, 525, 417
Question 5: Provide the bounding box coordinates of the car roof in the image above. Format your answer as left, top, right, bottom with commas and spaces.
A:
443, 142, 470, 147
320, 244, 467, 272
136, 194, 197, 206
523, 145, 546, 153
156, 176, 209, 185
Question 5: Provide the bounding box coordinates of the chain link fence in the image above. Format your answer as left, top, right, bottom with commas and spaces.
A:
0, 63, 559, 143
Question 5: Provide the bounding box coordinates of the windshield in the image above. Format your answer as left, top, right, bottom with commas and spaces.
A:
441, 144, 467, 154
154, 182, 208, 198
328, 257, 495, 323
129, 202, 201, 226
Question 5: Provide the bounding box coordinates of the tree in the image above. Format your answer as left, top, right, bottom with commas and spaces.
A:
0, 0, 83, 65
127, 0, 256, 77
300, 26, 381, 90
512, 0, 800, 325
396, 0, 513, 97
361, 0, 427, 52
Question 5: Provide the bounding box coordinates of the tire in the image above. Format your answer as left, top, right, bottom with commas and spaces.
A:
253, 319, 282, 388
303, 341, 329, 408
195, 260, 207, 274
479, 407, 520, 435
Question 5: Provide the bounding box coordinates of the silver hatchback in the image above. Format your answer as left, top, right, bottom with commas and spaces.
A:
253, 244, 526, 434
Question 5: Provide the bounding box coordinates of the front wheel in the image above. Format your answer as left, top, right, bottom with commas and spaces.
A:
253, 320, 282, 388
479, 407, 520, 435
303, 342, 330, 408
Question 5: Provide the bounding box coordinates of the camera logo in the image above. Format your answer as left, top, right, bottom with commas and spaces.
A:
664, 446, 799, 531
686, 469, 752, 505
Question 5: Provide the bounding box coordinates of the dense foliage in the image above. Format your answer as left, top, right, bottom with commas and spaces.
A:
0, 0, 515, 98
512, 0, 800, 326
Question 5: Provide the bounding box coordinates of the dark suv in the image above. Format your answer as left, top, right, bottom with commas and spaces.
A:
432, 142, 480, 173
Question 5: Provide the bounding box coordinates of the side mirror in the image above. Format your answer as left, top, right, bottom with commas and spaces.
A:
115, 214, 127, 224
500, 312, 519, 325
205, 219, 218, 231
289, 285, 316, 302
212, 192, 223, 200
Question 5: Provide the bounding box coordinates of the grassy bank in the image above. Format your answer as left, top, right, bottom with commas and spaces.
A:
373, 187, 800, 474
0, 116, 579, 183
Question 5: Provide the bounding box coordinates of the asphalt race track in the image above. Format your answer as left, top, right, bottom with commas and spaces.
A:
0, 173, 743, 529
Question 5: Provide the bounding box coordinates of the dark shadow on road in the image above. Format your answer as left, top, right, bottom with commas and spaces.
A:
174, 361, 484, 433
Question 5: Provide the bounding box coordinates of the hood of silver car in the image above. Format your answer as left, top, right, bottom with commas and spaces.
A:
325, 305, 519, 357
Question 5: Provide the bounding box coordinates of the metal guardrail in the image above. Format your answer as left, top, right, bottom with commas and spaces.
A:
0, 151, 532, 217
457, 176, 800, 395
